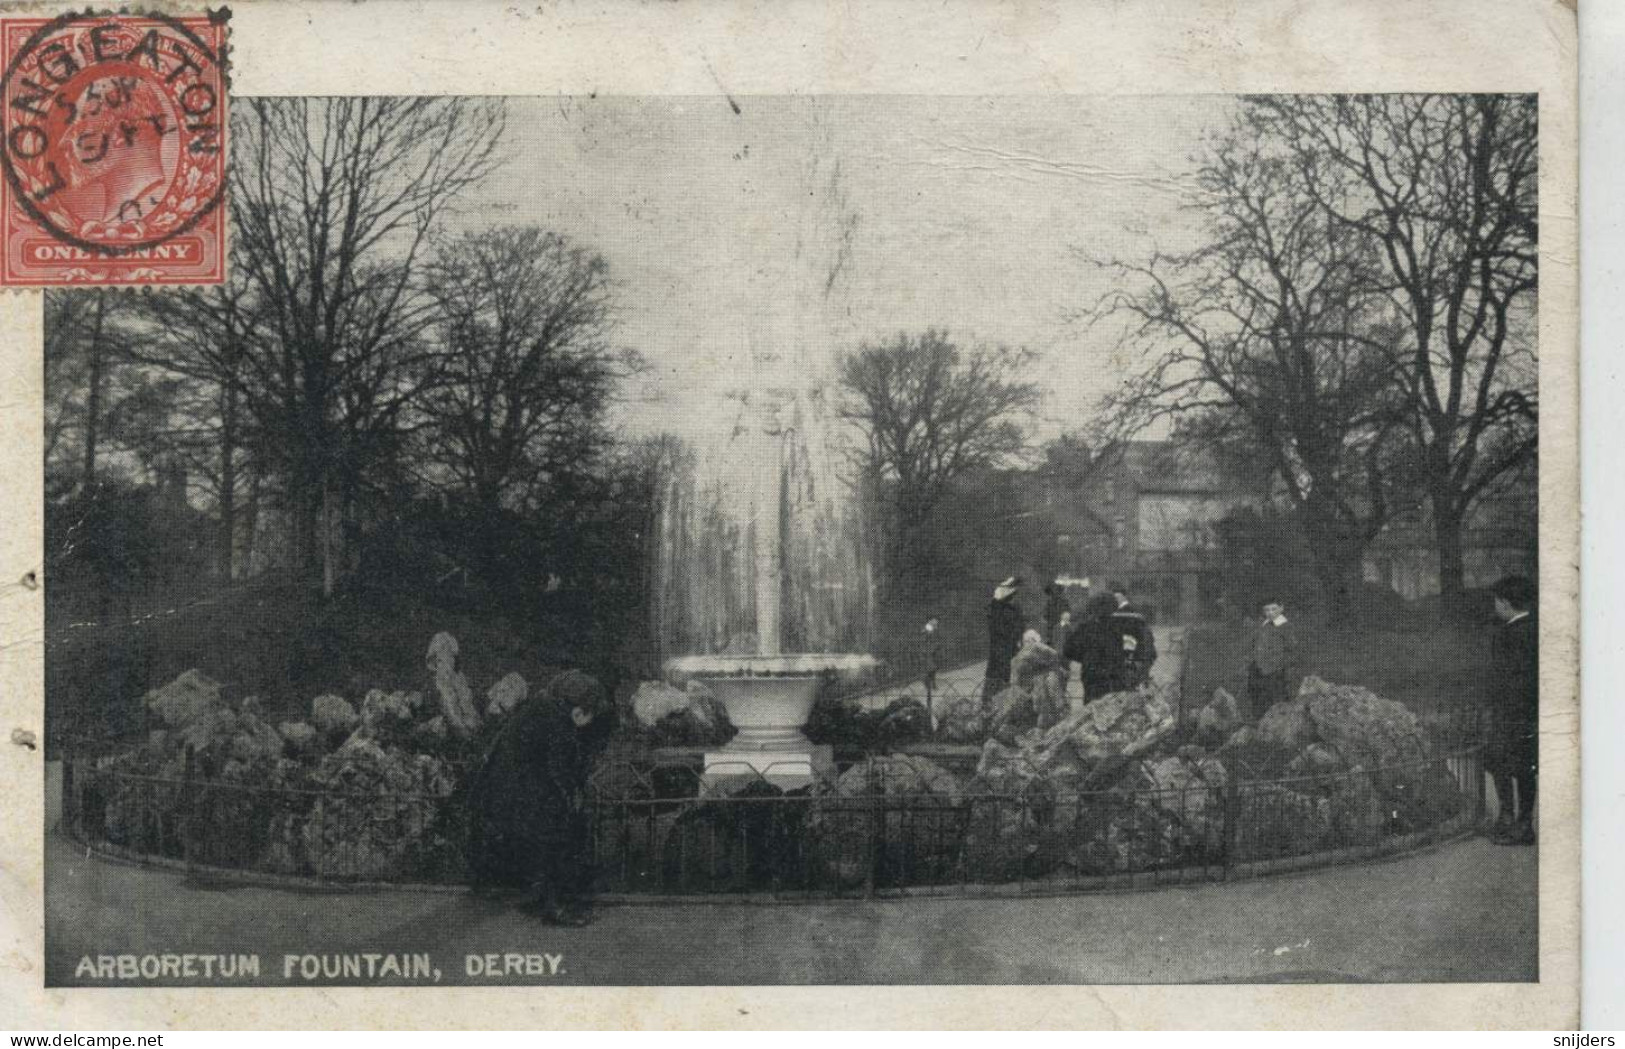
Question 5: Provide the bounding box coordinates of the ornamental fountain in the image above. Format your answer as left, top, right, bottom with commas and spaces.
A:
651, 121, 878, 787
657, 383, 878, 788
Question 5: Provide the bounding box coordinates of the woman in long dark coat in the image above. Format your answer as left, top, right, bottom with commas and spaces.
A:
984, 577, 1025, 703
464, 669, 616, 924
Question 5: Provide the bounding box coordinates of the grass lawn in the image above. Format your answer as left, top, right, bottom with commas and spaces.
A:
1182, 617, 1491, 716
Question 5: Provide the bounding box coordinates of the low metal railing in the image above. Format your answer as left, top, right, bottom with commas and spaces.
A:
584, 745, 1483, 898
60, 730, 1485, 896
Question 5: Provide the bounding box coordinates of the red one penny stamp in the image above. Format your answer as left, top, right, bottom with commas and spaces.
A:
0, 11, 228, 286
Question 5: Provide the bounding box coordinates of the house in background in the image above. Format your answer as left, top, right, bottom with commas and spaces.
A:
1020, 440, 1267, 624
1019, 440, 1537, 622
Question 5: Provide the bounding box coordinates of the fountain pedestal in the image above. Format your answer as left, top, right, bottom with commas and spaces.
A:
699, 674, 832, 791
702, 745, 834, 792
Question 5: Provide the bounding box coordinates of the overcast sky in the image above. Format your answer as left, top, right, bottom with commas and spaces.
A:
462, 95, 1236, 448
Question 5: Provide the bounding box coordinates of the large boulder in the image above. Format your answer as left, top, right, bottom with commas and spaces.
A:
144, 670, 224, 728
311, 694, 359, 740
968, 685, 1176, 792
986, 685, 1038, 745
1377, 761, 1466, 834
337, 689, 424, 751
1043, 685, 1178, 784
1322, 776, 1390, 845
1286, 742, 1347, 778
1194, 687, 1241, 744
684, 682, 730, 738
1235, 782, 1332, 861
1054, 754, 1230, 874
226, 710, 286, 764
486, 672, 528, 717
1139, 753, 1228, 811
658, 779, 798, 892
936, 694, 987, 744
175, 706, 238, 754
301, 739, 456, 879
1067, 794, 1194, 875
631, 681, 689, 729
278, 721, 321, 759
974, 736, 1051, 787
830, 753, 960, 800
1299, 676, 1430, 767
632, 680, 735, 746
1256, 697, 1316, 751
1215, 723, 1297, 780
425, 632, 480, 736
807, 755, 964, 887
361, 688, 421, 729
1056, 685, 1178, 763
961, 780, 1053, 883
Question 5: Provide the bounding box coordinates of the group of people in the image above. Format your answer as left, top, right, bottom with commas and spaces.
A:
977, 576, 1158, 710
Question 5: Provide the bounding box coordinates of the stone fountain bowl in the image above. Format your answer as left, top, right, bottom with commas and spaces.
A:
663, 654, 879, 753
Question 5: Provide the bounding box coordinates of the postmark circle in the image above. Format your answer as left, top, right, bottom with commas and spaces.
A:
0, 11, 226, 257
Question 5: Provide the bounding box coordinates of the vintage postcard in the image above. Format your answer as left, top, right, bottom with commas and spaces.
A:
0, 0, 1579, 1030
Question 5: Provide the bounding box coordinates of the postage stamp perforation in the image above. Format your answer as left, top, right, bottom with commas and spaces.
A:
0, 7, 229, 286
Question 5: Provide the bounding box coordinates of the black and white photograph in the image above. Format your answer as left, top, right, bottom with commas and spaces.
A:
16, 69, 1565, 1007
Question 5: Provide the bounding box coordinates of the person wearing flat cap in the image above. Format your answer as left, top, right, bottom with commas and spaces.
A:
464, 668, 617, 924
984, 576, 1026, 704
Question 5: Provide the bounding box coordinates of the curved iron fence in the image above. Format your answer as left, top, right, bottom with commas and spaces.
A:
584, 745, 1484, 898
59, 730, 1485, 896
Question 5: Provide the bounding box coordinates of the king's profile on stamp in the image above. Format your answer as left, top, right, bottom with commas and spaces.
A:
0, 11, 227, 286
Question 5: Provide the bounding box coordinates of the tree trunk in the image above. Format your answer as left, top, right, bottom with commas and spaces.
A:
1302, 507, 1364, 624
321, 468, 337, 600
81, 294, 107, 485
217, 383, 238, 582
1434, 502, 1468, 617
240, 466, 261, 576
285, 447, 325, 590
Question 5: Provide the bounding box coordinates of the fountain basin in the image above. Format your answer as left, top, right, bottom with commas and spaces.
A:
703, 675, 821, 752
664, 654, 878, 788
664, 653, 878, 751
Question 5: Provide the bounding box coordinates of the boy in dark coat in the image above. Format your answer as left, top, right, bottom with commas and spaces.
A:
1107, 582, 1157, 687
1244, 598, 1299, 720
983, 576, 1025, 703
465, 669, 616, 923
1486, 575, 1538, 845
1065, 593, 1130, 699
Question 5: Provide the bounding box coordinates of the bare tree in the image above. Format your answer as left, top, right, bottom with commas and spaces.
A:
416, 225, 630, 518
124, 275, 260, 581
1248, 94, 1539, 611
1092, 125, 1412, 619
42, 290, 160, 498
229, 96, 507, 595
837, 329, 1043, 568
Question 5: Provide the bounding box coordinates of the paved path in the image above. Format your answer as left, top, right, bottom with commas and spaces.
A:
44, 827, 1535, 986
